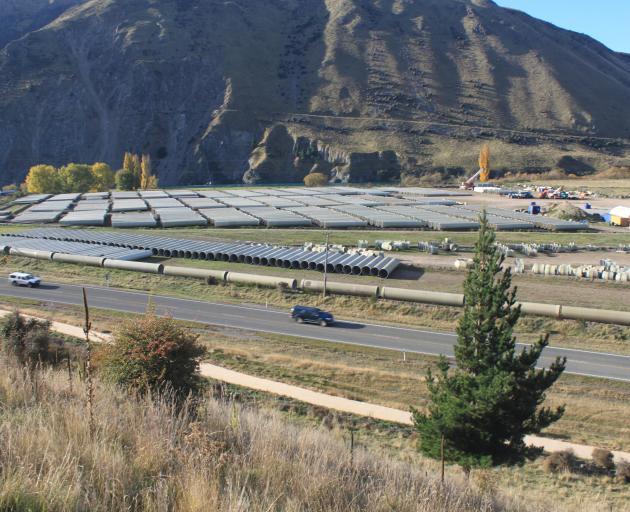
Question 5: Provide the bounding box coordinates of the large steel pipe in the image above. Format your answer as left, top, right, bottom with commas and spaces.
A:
163, 266, 227, 283
342, 254, 366, 274
9, 248, 55, 260
270, 249, 292, 267
52, 253, 106, 267
351, 255, 376, 275
301, 280, 379, 298
325, 253, 347, 273
378, 258, 401, 279
559, 305, 630, 326
238, 246, 259, 264
299, 252, 322, 270
334, 254, 352, 273
380, 287, 464, 307
103, 259, 164, 274
362, 255, 386, 276
518, 302, 562, 318
324, 253, 348, 274
226, 272, 297, 289
306, 252, 328, 270
259, 248, 281, 266
266, 248, 289, 267
254, 247, 278, 265
279, 249, 304, 268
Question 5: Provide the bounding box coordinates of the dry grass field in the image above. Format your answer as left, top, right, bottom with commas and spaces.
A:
0, 354, 545, 512
0, 303, 628, 511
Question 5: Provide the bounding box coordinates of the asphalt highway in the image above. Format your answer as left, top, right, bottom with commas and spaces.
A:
0, 280, 628, 382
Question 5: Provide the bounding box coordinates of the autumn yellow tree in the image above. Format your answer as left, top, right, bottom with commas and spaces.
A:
132, 154, 142, 188
479, 144, 491, 182
24, 165, 63, 194
303, 173, 329, 187
123, 152, 135, 173
140, 154, 158, 189
91, 162, 115, 191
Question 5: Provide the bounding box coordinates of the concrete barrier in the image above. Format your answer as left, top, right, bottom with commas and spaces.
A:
301, 280, 379, 298
9, 248, 54, 260
103, 259, 164, 274
163, 266, 228, 283
52, 253, 106, 267
379, 287, 464, 307
226, 272, 297, 289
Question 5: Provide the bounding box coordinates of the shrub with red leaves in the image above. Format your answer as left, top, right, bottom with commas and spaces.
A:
99, 314, 205, 397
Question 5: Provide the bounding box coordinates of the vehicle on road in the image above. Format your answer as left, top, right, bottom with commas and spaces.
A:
290, 305, 334, 327
8, 272, 41, 288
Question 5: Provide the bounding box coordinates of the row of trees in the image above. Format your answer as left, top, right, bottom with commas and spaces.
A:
115, 152, 158, 191
23, 152, 159, 194
24, 163, 116, 194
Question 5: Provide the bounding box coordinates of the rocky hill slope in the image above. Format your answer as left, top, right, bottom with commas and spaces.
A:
1, 0, 629, 185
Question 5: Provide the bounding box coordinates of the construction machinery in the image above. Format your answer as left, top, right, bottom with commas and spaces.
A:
460, 144, 491, 189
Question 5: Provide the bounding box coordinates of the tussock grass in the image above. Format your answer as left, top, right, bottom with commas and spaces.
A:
0, 357, 538, 512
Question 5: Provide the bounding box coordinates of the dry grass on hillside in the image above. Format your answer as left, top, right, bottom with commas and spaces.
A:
0, 357, 542, 512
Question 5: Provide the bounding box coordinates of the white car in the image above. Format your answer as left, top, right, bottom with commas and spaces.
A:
8, 272, 42, 288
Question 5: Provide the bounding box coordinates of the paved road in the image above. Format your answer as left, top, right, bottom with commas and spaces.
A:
0, 281, 628, 382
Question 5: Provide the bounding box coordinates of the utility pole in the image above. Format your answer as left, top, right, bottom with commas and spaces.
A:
322, 231, 330, 298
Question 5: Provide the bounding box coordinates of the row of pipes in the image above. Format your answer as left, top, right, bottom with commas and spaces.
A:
7, 248, 630, 326
6, 229, 400, 278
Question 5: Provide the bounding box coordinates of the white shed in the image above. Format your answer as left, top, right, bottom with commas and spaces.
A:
609, 206, 630, 226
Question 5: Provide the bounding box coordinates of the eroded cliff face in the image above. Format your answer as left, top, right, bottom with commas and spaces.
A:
241, 124, 402, 184
1, 0, 630, 185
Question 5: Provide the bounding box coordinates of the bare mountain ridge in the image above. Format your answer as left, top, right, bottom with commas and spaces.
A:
1, 0, 629, 185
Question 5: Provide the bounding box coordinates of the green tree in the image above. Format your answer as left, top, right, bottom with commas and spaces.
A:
24, 164, 63, 194
100, 314, 206, 397
91, 162, 115, 191
1, 311, 54, 367
59, 163, 95, 192
412, 212, 566, 467
115, 168, 136, 190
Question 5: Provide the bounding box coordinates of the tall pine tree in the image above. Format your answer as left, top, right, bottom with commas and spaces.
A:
412, 212, 566, 467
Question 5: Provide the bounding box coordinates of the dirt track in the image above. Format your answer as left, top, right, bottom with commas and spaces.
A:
2, 308, 626, 463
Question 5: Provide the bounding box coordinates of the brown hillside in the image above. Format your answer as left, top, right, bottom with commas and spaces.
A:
1, 0, 629, 185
